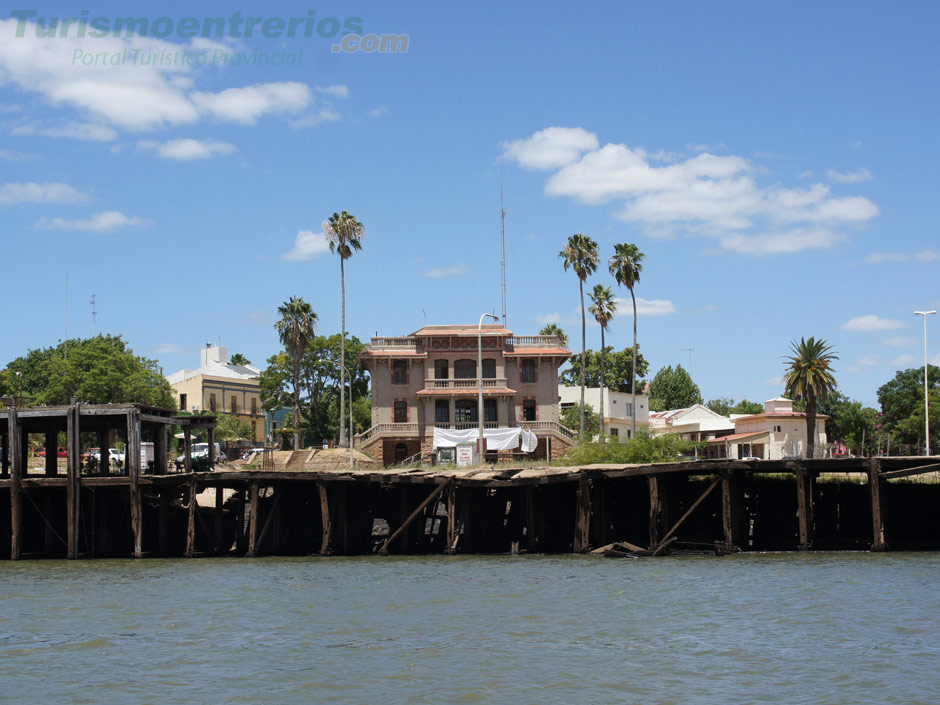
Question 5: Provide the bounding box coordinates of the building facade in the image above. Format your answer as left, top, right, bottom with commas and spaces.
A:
648, 404, 735, 443
166, 345, 265, 444
706, 397, 828, 459
557, 386, 650, 439
357, 325, 575, 465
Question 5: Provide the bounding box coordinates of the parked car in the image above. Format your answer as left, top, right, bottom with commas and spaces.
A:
38, 447, 68, 458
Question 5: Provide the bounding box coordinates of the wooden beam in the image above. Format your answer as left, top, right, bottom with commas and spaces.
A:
318, 481, 332, 556
444, 482, 457, 555
214, 485, 224, 554
66, 402, 81, 559
9, 408, 22, 560
869, 458, 887, 551
247, 481, 260, 557
796, 468, 814, 551
573, 473, 591, 553
44, 432, 58, 476
255, 489, 281, 554
879, 462, 940, 480
185, 478, 197, 558
127, 407, 143, 558
379, 478, 454, 556
525, 485, 538, 553
648, 476, 664, 550
721, 470, 736, 551
653, 478, 720, 553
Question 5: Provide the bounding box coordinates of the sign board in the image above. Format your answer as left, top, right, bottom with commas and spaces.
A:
456, 443, 476, 467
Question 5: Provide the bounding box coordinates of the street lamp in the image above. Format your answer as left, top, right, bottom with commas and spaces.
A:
478, 312, 498, 462
318, 358, 356, 468
914, 310, 936, 456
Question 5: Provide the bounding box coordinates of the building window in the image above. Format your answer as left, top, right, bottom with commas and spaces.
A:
774, 425, 782, 433
394, 401, 408, 423
435, 400, 450, 423
482, 359, 496, 379
209, 393, 217, 412
454, 359, 476, 379
611, 428, 619, 437
231, 395, 238, 413
521, 359, 537, 383
179, 393, 187, 411
523, 399, 536, 421
484, 399, 497, 423
455, 400, 477, 423
434, 359, 448, 380
392, 360, 408, 385
394, 442, 408, 463
251, 421, 257, 440
251, 398, 258, 415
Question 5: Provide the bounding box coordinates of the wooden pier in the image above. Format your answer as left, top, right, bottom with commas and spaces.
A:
3, 404, 940, 559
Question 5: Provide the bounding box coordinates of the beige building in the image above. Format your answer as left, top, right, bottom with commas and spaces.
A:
648, 404, 734, 443
706, 397, 828, 460
356, 324, 576, 465
166, 345, 265, 444
558, 386, 650, 439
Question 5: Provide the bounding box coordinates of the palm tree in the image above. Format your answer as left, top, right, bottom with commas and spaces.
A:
229, 353, 251, 366
275, 296, 318, 450
783, 337, 838, 459
324, 210, 364, 448
559, 234, 599, 440
609, 243, 645, 438
539, 323, 569, 348
588, 284, 617, 437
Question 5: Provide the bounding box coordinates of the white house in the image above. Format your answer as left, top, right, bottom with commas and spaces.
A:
648, 404, 735, 443
706, 397, 828, 460
558, 385, 650, 439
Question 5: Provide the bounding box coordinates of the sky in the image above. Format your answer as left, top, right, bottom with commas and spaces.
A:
1, 1, 938, 408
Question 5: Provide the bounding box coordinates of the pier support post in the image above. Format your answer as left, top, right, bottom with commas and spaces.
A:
445, 482, 457, 554
1, 428, 8, 478
214, 485, 224, 554
721, 470, 740, 551
154, 426, 168, 475
158, 494, 168, 555
869, 458, 887, 551
525, 485, 538, 552
9, 408, 22, 560
796, 467, 814, 551
127, 408, 143, 558
44, 432, 58, 476
43, 494, 56, 556
318, 481, 332, 556
573, 473, 591, 553
648, 475, 667, 550
97, 430, 109, 476
66, 402, 81, 559
247, 481, 260, 557
186, 477, 197, 558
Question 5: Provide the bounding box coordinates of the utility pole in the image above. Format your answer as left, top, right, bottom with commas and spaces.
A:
90, 293, 97, 335
679, 348, 696, 374
499, 178, 508, 328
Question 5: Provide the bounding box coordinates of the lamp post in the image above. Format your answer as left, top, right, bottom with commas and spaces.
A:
914, 310, 936, 456
478, 313, 499, 462
318, 358, 355, 468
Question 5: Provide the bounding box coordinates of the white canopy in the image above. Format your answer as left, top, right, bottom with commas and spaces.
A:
433, 427, 538, 453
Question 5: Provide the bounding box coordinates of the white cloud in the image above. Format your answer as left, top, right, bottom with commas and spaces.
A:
841, 314, 905, 332
865, 249, 940, 264
367, 105, 389, 119
154, 343, 185, 354
0, 181, 88, 205
35, 210, 150, 231
881, 336, 919, 348
0, 148, 33, 161
289, 107, 341, 128
282, 227, 330, 261
190, 82, 310, 124
888, 354, 916, 367
316, 84, 349, 98
139, 138, 236, 161
762, 376, 784, 387
536, 313, 561, 324
500, 127, 599, 170
798, 170, 814, 179
502, 128, 879, 255
827, 167, 872, 183
687, 142, 725, 152
425, 264, 467, 278
614, 297, 676, 316
915, 249, 940, 262
12, 121, 117, 141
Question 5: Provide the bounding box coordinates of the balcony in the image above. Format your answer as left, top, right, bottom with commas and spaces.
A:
504, 335, 562, 349
367, 338, 425, 353
423, 377, 508, 391
355, 420, 575, 446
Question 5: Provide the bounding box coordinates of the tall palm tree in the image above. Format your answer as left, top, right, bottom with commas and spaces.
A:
783, 337, 838, 459
539, 323, 569, 348
324, 210, 364, 448
559, 233, 599, 440
275, 296, 317, 450
588, 284, 617, 437
609, 243, 645, 438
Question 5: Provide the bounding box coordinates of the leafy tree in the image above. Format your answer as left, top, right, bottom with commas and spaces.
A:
560, 347, 649, 393
559, 233, 599, 440
609, 242, 645, 438
3, 335, 175, 407
214, 413, 252, 442
556, 431, 694, 466
648, 364, 703, 412
274, 296, 318, 449
561, 402, 599, 439
588, 284, 617, 435
731, 399, 764, 415
539, 323, 569, 348
229, 353, 251, 366
706, 397, 734, 416
325, 210, 364, 449
707, 398, 766, 416
817, 392, 879, 455
893, 389, 940, 452
877, 365, 940, 445
783, 337, 838, 459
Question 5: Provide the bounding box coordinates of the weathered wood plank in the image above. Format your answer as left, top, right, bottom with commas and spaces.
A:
9, 408, 22, 560
653, 478, 720, 553
879, 462, 940, 480
318, 482, 332, 556
379, 478, 454, 556
66, 403, 81, 559
573, 473, 591, 553
127, 407, 143, 558
869, 458, 887, 551
185, 478, 197, 558
796, 468, 814, 551
247, 481, 260, 557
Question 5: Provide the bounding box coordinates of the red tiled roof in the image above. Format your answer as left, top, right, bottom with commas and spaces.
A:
410, 325, 512, 337
416, 387, 517, 396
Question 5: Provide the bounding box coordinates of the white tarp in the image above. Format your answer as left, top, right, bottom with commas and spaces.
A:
433, 427, 539, 453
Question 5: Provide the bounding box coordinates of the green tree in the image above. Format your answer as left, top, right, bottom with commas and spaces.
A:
556, 431, 694, 466
609, 242, 645, 438
877, 365, 940, 445
559, 233, 599, 441
587, 284, 617, 435
817, 392, 879, 455
560, 347, 649, 392
274, 296, 318, 450
3, 335, 174, 407
539, 323, 569, 348
648, 364, 703, 412
229, 353, 251, 366
783, 337, 838, 459
561, 402, 599, 439
731, 399, 764, 415
325, 210, 364, 449
706, 397, 735, 416
214, 413, 252, 442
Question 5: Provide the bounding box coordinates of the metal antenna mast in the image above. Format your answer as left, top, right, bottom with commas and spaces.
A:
90, 293, 97, 335
499, 177, 508, 327
64, 267, 69, 360
679, 348, 696, 373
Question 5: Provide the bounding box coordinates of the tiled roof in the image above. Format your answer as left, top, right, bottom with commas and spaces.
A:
410, 325, 512, 337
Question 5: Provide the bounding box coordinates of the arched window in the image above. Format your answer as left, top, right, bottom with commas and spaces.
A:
482, 359, 496, 379
394, 442, 408, 463
454, 359, 476, 379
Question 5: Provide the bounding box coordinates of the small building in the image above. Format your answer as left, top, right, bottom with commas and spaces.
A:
166, 345, 265, 444
557, 386, 650, 439
706, 397, 828, 460
648, 404, 734, 443
357, 324, 576, 465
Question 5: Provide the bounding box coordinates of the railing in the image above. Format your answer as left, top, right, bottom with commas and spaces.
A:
368, 338, 425, 353
515, 421, 576, 439
424, 378, 508, 390
433, 422, 499, 430
504, 335, 562, 348
355, 422, 419, 443
356, 420, 577, 443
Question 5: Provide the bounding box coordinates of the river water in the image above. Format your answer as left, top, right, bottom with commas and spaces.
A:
1, 553, 938, 704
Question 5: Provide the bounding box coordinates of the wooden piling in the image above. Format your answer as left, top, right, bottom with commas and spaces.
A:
9, 408, 22, 560
185, 478, 197, 558
127, 408, 143, 558
721, 470, 737, 551
379, 478, 453, 556
214, 485, 224, 554
247, 481, 260, 557
158, 494, 168, 555
869, 458, 887, 551
796, 468, 814, 551
648, 475, 665, 550
573, 473, 591, 553
445, 482, 457, 554
318, 481, 332, 556
525, 485, 538, 552
66, 403, 81, 559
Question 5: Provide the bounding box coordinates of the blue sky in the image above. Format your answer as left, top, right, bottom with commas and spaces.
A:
1, 1, 938, 408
